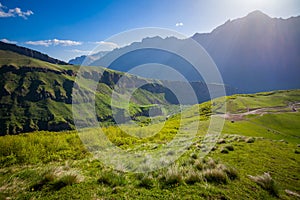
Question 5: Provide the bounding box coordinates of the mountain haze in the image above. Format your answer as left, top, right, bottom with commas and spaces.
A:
193, 10, 300, 92
88, 11, 300, 93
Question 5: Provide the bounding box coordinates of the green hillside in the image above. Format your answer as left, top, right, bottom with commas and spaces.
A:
0, 90, 299, 199
0, 50, 179, 135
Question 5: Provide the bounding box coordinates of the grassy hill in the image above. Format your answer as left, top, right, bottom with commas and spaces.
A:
0, 50, 184, 135
0, 49, 235, 135
0, 89, 299, 199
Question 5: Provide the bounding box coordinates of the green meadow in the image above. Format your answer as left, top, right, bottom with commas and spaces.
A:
0, 90, 299, 199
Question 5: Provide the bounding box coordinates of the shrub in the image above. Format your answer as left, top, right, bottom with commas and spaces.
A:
224, 145, 234, 151
203, 168, 228, 184
190, 153, 198, 159
245, 137, 255, 143
217, 139, 226, 144
137, 175, 154, 188
211, 146, 217, 151
184, 168, 202, 184
31, 168, 57, 191
31, 168, 83, 191
159, 165, 183, 186
220, 148, 229, 154
98, 171, 127, 187
204, 157, 217, 169
52, 173, 80, 190
194, 159, 203, 170
217, 164, 238, 180
248, 172, 279, 196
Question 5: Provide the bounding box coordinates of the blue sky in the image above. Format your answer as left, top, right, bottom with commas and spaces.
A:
1, 0, 300, 61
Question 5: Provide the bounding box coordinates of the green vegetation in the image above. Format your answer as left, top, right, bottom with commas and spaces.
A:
0, 50, 300, 199
0, 50, 180, 135
0, 89, 299, 199
248, 172, 279, 197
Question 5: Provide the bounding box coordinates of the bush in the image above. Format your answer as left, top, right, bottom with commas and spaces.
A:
190, 153, 198, 159
203, 168, 228, 184
137, 175, 154, 188
217, 164, 238, 180
184, 168, 202, 184
224, 145, 234, 151
220, 148, 229, 154
217, 139, 226, 144
245, 137, 255, 143
194, 159, 203, 170
31, 168, 83, 191
98, 171, 127, 187
248, 172, 278, 196
204, 157, 217, 169
159, 165, 183, 186
52, 173, 80, 190
31, 168, 57, 191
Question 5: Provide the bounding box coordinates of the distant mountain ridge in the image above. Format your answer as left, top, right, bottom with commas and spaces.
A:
0, 41, 69, 65
86, 10, 300, 93
192, 10, 300, 92
68, 51, 109, 65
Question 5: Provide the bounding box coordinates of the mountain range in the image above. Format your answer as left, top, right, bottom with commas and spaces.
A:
0, 44, 234, 134
72, 11, 300, 93
0, 10, 299, 135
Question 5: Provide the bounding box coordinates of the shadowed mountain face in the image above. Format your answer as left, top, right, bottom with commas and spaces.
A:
193, 10, 300, 92
89, 11, 300, 93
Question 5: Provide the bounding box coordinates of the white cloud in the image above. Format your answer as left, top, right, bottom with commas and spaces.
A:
26, 39, 82, 47
0, 2, 33, 19
67, 49, 91, 54
95, 41, 119, 49
0, 38, 17, 44
52, 39, 82, 46
26, 40, 51, 47
175, 22, 184, 27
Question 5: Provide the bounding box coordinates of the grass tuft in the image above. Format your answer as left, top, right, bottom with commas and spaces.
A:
203, 168, 228, 184
98, 171, 127, 187
245, 137, 255, 143
184, 168, 202, 184
248, 172, 279, 196
137, 174, 154, 188
159, 165, 183, 187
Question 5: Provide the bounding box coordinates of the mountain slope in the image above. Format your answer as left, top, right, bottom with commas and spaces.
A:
0, 50, 176, 135
0, 89, 299, 199
193, 10, 300, 92
0, 41, 69, 65
89, 11, 300, 93
0, 49, 230, 135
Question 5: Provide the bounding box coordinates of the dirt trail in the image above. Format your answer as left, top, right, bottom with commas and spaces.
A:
216, 102, 300, 139
218, 102, 299, 121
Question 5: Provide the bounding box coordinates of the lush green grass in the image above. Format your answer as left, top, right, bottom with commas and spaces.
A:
225, 90, 300, 113
0, 129, 299, 199
1, 73, 300, 199
222, 112, 300, 144
0, 50, 68, 71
